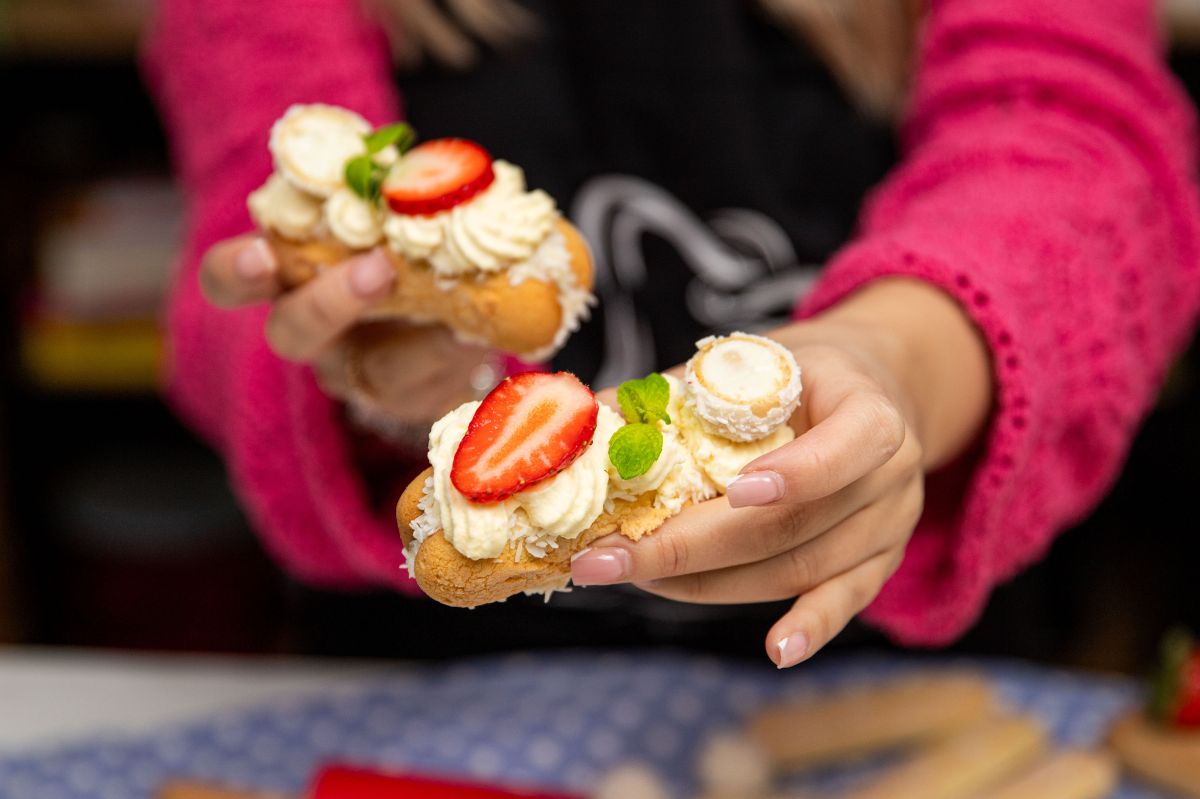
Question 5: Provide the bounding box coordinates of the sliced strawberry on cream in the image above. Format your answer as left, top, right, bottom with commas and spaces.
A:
384, 138, 496, 216
451, 372, 599, 503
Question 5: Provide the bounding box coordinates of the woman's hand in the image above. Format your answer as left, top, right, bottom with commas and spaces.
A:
572, 278, 993, 667
199, 234, 494, 431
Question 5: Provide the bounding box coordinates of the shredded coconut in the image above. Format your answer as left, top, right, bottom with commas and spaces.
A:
403, 476, 440, 579
507, 230, 596, 361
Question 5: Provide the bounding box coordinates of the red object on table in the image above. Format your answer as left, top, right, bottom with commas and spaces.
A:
309, 765, 583, 799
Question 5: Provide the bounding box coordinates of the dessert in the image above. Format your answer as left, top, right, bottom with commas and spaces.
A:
747, 672, 995, 769
248, 104, 594, 360
1108, 628, 1200, 797
685, 332, 802, 442
974, 750, 1118, 799
843, 715, 1047, 799
397, 332, 801, 607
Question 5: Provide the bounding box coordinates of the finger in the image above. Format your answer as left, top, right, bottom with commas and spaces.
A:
637, 478, 921, 604
570, 480, 869, 586
199, 235, 283, 308
312, 345, 351, 399
766, 549, 903, 668
264, 248, 396, 362
727, 388, 906, 508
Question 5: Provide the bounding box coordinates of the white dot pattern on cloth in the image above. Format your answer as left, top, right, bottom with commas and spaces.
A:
0, 654, 1175, 799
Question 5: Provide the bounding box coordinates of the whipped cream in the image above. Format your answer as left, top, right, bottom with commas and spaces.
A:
685, 332, 802, 442
507, 230, 596, 361
384, 160, 556, 277
414, 401, 624, 562
677, 402, 794, 489
247, 174, 324, 241
608, 375, 716, 507
324, 188, 383, 249
409, 375, 722, 565
423, 402, 521, 561
253, 103, 591, 360
270, 104, 372, 198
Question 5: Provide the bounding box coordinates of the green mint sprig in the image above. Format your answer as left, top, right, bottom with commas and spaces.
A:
617, 373, 671, 426
609, 372, 671, 480
345, 122, 416, 203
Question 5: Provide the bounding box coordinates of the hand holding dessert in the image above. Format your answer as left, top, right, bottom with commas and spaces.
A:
398, 278, 993, 667
199, 104, 595, 434
572, 279, 992, 667
246, 104, 594, 361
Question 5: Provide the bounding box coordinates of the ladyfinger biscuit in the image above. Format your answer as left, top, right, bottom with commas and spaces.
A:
747, 672, 995, 769
156, 782, 285, 799
974, 749, 1118, 799
1108, 710, 1200, 798
398, 468, 675, 608
269, 218, 593, 358
843, 714, 1047, 799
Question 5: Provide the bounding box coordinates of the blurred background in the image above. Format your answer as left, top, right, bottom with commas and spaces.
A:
0, 0, 1197, 681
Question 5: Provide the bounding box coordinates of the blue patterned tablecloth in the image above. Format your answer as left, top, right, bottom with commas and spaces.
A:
0, 652, 1178, 799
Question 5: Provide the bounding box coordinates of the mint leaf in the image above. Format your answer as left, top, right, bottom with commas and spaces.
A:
608, 423, 663, 480
616, 372, 671, 425
364, 122, 415, 156
344, 154, 376, 200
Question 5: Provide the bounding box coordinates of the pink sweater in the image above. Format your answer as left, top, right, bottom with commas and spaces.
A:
143, 0, 1200, 645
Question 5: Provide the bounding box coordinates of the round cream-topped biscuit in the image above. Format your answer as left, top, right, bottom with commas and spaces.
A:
270, 104, 372, 197
684, 332, 801, 442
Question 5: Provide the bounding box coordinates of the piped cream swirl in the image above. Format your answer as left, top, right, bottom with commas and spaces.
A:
384, 160, 557, 277
422, 401, 623, 561
325, 188, 383, 249
247, 174, 323, 241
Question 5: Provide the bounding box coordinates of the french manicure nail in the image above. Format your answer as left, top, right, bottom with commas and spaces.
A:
775, 633, 809, 669
570, 547, 631, 585
234, 238, 276, 280
348, 250, 394, 297
727, 470, 785, 508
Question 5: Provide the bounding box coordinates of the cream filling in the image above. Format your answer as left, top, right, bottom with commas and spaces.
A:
413, 402, 625, 564
506, 230, 595, 362
383, 161, 555, 277
247, 174, 324, 241
677, 402, 795, 489
407, 376, 733, 570
325, 188, 383, 249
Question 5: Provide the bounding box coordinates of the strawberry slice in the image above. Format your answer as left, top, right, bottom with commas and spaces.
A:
451, 372, 598, 503
383, 138, 495, 216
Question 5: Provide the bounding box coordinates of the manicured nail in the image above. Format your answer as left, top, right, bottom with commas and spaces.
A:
570, 548, 631, 585
234, 237, 276, 280
727, 470, 785, 508
348, 250, 394, 297
775, 633, 809, 669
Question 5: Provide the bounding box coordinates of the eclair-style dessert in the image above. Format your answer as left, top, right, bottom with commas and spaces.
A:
397, 332, 802, 607
248, 103, 594, 360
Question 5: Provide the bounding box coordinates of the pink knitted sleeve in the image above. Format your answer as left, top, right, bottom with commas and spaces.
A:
800, 0, 1200, 644
142, 0, 419, 591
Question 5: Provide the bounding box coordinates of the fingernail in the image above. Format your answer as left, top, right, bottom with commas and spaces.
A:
234, 238, 276, 280
775, 633, 809, 669
727, 470, 785, 508
570, 547, 631, 585
348, 250, 394, 297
